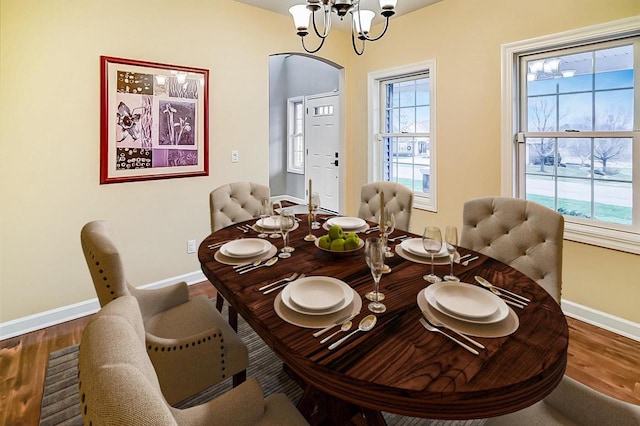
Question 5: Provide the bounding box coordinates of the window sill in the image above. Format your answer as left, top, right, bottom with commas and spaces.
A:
564, 221, 640, 255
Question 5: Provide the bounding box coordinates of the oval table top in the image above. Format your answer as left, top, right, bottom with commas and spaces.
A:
198, 215, 568, 421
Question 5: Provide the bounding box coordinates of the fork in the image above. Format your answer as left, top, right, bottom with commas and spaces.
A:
365, 226, 380, 234
419, 318, 479, 355
236, 225, 251, 233
262, 274, 306, 294
422, 310, 485, 349
258, 272, 299, 291
387, 235, 408, 242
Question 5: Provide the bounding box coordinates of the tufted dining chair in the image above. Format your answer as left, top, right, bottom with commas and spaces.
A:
78, 295, 309, 426
357, 181, 414, 232
80, 220, 248, 405
209, 182, 270, 233
459, 196, 564, 303
485, 375, 640, 425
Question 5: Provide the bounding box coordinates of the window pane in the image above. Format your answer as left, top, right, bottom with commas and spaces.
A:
416, 106, 430, 133
593, 137, 632, 179
594, 89, 634, 131
557, 138, 592, 177
399, 107, 416, 132
525, 174, 555, 209
595, 45, 634, 90
528, 96, 558, 131
594, 181, 632, 225
416, 78, 430, 106
558, 51, 594, 93
526, 137, 558, 173
559, 92, 592, 131
382, 136, 431, 195
557, 177, 592, 219
398, 80, 416, 107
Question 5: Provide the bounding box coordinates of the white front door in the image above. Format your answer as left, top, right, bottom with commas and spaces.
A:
305, 93, 340, 213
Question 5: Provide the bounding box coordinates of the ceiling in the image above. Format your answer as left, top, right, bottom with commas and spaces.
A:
234, 0, 442, 30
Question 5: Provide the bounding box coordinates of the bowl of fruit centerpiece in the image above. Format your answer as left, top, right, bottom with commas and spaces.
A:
315, 225, 364, 256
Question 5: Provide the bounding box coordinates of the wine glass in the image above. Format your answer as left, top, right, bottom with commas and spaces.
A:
269, 202, 281, 239
364, 237, 386, 313
444, 225, 460, 282
365, 237, 385, 302
278, 209, 296, 258
378, 210, 396, 258
422, 227, 442, 283
257, 199, 271, 238
311, 192, 321, 229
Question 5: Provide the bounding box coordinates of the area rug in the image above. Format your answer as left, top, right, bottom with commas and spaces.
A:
40, 302, 485, 426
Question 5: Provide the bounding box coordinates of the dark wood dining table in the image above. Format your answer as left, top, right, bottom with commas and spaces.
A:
198, 215, 568, 425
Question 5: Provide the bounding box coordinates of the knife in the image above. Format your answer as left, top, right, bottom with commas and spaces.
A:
263, 274, 306, 295
313, 311, 359, 338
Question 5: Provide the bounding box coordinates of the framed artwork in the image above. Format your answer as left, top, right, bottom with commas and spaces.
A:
100, 56, 209, 184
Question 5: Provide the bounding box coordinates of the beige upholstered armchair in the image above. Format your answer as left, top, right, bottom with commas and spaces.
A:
209, 181, 270, 233
80, 220, 248, 405
459, 196, 564, 303
78, 295, 309, 426
357, 181, 414, 232
485, 375, 640, 425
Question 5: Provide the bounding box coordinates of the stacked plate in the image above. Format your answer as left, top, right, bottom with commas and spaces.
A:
323, 217, 369, 233
274, 276, 362, 328
214, 238, 276, 266
395, 238, 450, 265
417, 282, 519, 338
254, 217, 299, 233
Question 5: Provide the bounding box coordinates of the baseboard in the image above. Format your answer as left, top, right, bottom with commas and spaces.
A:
0, 271, 207, 341
562, 299, 640, 342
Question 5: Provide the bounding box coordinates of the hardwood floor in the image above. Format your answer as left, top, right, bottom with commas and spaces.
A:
1, 282, 638, 426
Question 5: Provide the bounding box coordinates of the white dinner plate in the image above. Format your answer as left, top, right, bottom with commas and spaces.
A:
395, 245, 451, 266
322, 221, 370, 233
274, 289, 362, 329
256, 217, 281, 229
424, 282, 509, 324
401, 238, 448, 258
214, 245, 277, 266
432, 282, 498, 319
220, 238, 270, 258
282, 277, 354, 316
417, 289, 519, 338
326, 217, 367, 231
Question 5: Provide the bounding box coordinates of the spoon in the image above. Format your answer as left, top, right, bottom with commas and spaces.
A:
320, 320, 352, 344
474, 276, 530, 303
238, 257, 278, 274
329, 315, 377, 350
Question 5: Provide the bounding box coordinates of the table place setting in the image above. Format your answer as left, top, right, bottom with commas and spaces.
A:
213, 238, 277, 266
416, 281, 520, 341
395, 237, 451, 265
272, 275, 362, 329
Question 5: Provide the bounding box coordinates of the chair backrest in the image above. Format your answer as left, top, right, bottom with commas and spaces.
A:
209, 182, 270, 232
80, 220, 131, 307
78, 295, 177, 425
460, 196, 564, 302
357, 181, 414, 232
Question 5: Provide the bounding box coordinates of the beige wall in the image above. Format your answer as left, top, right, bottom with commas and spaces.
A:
1, 0, 639, 325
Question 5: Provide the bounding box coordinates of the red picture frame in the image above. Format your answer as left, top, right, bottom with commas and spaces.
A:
100, 56, 209, 184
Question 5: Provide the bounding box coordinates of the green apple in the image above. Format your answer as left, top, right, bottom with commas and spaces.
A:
329, 238, 346, 251
344, 236, 359, 250
328, 225, 343, 240
318, 235, 332, 249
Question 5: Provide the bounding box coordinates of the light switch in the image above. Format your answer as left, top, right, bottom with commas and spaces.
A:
231, 150, 239, 163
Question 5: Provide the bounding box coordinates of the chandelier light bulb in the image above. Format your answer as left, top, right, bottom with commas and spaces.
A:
353, 9, 375, 36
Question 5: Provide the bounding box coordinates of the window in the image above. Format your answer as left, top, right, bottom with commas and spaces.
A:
369, 60, 436, 211
287, 96, 305, 174
502, 17, 640, 253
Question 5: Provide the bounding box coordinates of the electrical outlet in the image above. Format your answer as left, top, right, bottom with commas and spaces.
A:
231, 150, 239, 163
187, 240, 196, 254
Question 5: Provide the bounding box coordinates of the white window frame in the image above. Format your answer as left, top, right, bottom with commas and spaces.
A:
368, 60, 437, 211
287, 96, 305, 174
501, 16, 640, 254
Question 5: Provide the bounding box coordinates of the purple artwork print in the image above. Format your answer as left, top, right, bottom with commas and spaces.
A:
158, 100, 196, 146
152, 149, 198, 167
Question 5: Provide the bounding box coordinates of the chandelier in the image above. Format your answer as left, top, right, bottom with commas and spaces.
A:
289, 0, 397, 56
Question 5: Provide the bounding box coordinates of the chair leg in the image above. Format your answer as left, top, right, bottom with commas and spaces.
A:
229, 305, 238, 331
233, 370, 246, 387
215, 296, 223, 312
